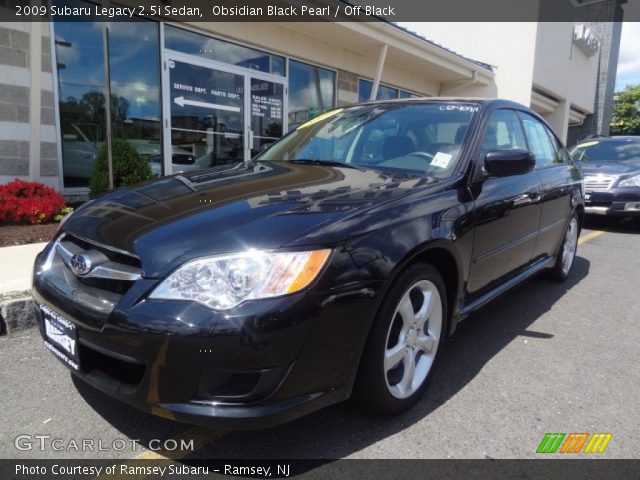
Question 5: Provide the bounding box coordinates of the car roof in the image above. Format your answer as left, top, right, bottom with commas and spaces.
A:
575, 136, 640, 145
356, 97, 527, 110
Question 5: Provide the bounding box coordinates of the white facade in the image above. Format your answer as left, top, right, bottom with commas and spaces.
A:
401, 21, 603, 142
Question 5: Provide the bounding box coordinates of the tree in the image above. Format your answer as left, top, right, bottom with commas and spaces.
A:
610, 85, 640, 135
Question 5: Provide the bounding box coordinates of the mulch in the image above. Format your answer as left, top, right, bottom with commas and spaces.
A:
0, 223, 59, 247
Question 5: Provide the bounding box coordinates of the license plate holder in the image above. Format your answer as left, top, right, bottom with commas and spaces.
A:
41, 304, 79, 370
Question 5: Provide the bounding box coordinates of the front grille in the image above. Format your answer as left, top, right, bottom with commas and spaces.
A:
57, 233, 141, 296
584, 175, 616, 191
79, 343, 146, 392
64, 234, 141, 269
74, 276, 134, 296
40, 233, 142, 317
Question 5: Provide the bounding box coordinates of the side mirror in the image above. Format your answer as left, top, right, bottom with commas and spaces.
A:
484, 149, 535, 177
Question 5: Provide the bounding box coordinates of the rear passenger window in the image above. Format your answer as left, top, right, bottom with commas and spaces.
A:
481, 109, 527, 151
519, 113, 558, 168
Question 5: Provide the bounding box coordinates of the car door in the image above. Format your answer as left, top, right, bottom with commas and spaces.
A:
518, 112, 578, 260
466, 109, 543, 296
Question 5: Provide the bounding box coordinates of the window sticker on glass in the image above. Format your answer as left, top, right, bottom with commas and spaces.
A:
439, 104, 480, 113
431, 152, 453, 169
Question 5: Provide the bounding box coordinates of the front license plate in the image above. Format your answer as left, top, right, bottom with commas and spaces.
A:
41, 304, 79, 370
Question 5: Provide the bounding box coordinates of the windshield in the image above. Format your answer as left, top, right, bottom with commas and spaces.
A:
570, 139, 640, 163
257, 102, 479, 178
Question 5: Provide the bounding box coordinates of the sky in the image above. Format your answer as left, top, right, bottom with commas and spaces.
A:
615, 22, 640, 92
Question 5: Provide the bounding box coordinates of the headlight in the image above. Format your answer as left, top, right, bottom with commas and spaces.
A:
149, 249, 332, 310
619, 174, 640, 188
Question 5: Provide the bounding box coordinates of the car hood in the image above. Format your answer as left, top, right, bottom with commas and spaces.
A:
580, 160, 640, 176
62, 161, 434, 277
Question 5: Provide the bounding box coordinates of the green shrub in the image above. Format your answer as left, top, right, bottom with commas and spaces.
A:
89, 139, 153, 197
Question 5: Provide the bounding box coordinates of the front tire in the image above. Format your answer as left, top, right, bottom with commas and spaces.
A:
547, 213, 579, 281
353, 263, 447, 415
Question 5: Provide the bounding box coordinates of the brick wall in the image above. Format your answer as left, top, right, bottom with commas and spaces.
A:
0, 14, 59, 186
0, 24, 30, 177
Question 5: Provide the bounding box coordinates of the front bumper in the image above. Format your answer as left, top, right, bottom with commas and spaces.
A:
584, 188, 640, 216
32, 244, 381, 429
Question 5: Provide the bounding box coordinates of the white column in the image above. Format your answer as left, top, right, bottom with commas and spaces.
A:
370, 44, 388, 101
543, 100, 570, 144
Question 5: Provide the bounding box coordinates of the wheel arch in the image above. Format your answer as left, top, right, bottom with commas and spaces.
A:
379, 240, 464, 337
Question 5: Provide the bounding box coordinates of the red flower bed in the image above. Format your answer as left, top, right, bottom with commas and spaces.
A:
0, 179, 68, 225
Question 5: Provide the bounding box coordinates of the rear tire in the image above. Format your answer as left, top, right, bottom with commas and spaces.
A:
353, 263, 447, 415
546, 212, 580, 282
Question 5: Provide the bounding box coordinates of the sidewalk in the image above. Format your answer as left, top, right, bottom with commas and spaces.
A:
0, 242, 47, 294
0, 242, 47, 335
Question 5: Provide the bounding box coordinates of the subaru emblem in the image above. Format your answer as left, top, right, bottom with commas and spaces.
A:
70, 254, 92, 276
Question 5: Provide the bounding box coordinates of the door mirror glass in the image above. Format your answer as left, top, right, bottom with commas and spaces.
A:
484, 149, 535, 177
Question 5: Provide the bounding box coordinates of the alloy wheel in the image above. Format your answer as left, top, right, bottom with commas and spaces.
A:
384, 279, 443, 399
562, 218, 579, 275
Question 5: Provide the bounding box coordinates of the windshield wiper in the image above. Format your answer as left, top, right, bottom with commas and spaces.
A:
287, 159, 367, 171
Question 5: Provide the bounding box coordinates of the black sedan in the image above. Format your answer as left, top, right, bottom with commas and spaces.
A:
570, 136, 640, 216
33, 99, 584, 429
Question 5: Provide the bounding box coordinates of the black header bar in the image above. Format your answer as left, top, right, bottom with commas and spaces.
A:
2, 459, 640, 480
1, 0, 638, 22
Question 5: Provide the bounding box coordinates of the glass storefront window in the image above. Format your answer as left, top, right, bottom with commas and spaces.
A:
358, 79, 399, 103
251, 79, 284, 155
109, 21, 162, 176
165, 25, 285, 77
168, 60, 245, 170
55, 10, 163, 188
400, 90, 420, 99
54, 2, 106, 188
288, 60, 336, 130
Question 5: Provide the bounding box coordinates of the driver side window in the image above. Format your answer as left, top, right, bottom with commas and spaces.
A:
482, 109, 527, 152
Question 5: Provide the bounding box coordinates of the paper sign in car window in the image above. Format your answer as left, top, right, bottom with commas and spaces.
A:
431, 152, 453, 169
297, 109, 343, 130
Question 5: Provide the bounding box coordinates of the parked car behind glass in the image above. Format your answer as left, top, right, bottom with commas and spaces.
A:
33, 99, 584, 429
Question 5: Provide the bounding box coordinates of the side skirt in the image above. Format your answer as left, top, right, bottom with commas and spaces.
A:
456, 256, 556, 320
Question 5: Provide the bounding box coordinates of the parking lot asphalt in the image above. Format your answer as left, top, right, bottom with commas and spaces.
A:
1, 216, 638, 461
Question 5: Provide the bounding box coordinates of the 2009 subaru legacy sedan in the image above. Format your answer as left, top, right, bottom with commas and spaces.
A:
33, 99, 584, 429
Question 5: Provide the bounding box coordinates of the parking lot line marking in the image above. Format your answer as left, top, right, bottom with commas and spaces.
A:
578, 230, 605, 245
94, 428, 226, 480
136, 427, 225, 460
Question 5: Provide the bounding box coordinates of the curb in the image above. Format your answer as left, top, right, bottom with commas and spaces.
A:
0, 291, 36, 336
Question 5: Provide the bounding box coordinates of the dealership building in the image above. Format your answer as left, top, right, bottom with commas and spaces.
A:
0, 0, 625, 198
